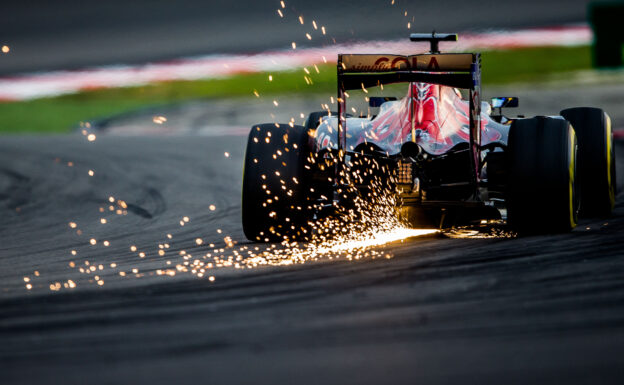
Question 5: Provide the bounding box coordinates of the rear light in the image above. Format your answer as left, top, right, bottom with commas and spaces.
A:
396, 161, 413, 184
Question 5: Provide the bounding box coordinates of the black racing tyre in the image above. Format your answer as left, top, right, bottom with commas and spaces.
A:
506, 117, 578, 234
304, 111, 336, 130
560, 107, 616, 217
242, 123, 313, 242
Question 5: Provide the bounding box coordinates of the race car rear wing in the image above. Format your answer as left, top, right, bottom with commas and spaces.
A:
337, 53, 479, 90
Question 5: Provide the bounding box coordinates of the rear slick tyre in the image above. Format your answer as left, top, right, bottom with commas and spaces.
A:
506, 117, 578, 234
242, 124, 313, 242
560, 107, 616, 217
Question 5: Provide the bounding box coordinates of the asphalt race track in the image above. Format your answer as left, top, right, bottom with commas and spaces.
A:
0, 131, 623, 384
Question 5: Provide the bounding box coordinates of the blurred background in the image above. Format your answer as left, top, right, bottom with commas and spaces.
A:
0, 0, 593, 75
2, 0, 617, 135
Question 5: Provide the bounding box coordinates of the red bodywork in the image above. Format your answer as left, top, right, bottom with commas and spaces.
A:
316, 83, 508, 155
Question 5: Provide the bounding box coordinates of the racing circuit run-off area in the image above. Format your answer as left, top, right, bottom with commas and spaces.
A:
1, 1, 624, 384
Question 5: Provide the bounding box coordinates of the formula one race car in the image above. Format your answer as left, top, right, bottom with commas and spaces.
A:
242, 33, 616, 242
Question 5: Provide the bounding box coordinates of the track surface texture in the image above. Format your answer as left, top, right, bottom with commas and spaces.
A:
0, 131, 623, 384
0, 0, 592, 75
